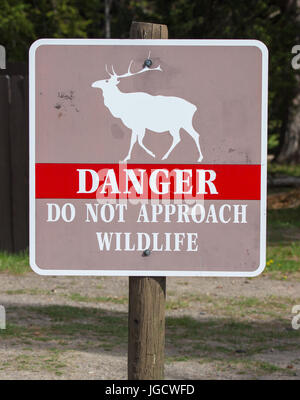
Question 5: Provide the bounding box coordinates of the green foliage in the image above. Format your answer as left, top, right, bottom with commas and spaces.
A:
30, 0, 90, 39
0, 0, 90, 61
0, 0, 34, 61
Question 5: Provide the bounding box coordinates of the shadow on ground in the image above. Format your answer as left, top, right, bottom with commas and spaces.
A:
1, 302, 299, 362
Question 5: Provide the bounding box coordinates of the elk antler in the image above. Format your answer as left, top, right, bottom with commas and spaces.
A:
105, 64, 113, 77
110, 60, 162, 79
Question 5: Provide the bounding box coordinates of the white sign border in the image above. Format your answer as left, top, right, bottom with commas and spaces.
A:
29, 38, 268, 277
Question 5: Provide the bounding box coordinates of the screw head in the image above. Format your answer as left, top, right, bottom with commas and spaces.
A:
143, 59, 152, 68
142, 249, 151, 257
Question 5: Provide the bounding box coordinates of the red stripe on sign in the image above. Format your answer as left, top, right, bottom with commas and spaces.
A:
35, 163, 261, 200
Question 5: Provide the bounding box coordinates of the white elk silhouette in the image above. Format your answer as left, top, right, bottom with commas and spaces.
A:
91, 60, 203, 162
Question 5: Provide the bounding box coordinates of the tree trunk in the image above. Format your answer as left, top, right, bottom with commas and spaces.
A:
277, 81, 300, 164
105, 0, 112, 39
277, 0, 300, 163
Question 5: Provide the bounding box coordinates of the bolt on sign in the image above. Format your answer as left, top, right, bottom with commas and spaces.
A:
29, 39, 268, 276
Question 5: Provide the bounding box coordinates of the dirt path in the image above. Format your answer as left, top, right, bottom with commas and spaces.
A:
1, 271, 300, 379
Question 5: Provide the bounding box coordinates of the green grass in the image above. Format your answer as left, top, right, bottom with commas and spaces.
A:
268, 207, 300, 230
0, 305, 128, 350
0, 250, 30, 274
67, 293, 190, 309
3, 304, 299, 351
5, 289, 52, 296
166, 315, 300, 349
0, 352, 67, 376
68, 293, 128, 304
0, 323, 27, 338
266, 242, 300, 272
268, 162, 300, 177
27, 304, 99, 322
166, 354, 290, 376
166, 299, 190, 310
1, 303, 299, 378
266, 201, 300, 274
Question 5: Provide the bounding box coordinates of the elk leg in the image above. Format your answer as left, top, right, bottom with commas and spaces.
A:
137, 130, 155, 158
162, 129, 180, 160
122, 131, 137, 162
183, 124, 203, 162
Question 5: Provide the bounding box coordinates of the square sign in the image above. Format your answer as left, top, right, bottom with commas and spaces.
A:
29, 39, 268, 276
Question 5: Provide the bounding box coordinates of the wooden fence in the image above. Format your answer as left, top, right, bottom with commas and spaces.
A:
0, 69, 29, 253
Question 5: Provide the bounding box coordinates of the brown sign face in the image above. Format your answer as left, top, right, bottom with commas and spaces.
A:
29, 39, 268, 276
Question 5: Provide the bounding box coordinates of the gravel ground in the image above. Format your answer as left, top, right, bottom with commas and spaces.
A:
1, 271, 300, 380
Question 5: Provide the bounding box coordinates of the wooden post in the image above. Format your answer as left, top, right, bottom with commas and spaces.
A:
128, 277, 166, 379
130, 21, 168, 40
128, 21, 168, 380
